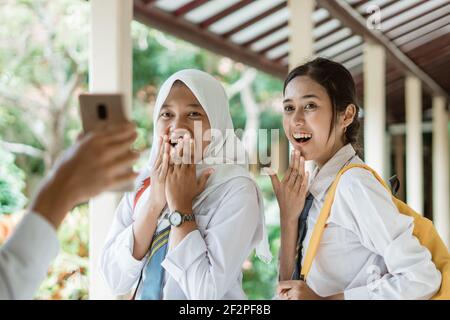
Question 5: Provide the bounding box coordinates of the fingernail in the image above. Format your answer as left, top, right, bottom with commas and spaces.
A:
262, 167, 275, 175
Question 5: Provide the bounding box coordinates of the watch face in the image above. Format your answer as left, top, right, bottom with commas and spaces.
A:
169, 212, 182, 226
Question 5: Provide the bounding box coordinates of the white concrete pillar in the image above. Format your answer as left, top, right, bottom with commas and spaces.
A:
288, 0, 315, 175
432, 96, 449, 247
288, 0, 315, 69
363, 40, 387, 180
89, 0, 133, 299
405, 75, 423, 214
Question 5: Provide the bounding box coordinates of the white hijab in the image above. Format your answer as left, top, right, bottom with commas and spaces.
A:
138, 69, 271, 263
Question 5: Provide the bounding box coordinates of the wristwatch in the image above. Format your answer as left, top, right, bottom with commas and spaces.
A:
168, 210, 195, 227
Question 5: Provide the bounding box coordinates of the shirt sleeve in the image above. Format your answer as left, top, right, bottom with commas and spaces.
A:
99, 193, 147, 296
335, 168, 442, 300
0, 212, 59, 300
161, 178, 261, 300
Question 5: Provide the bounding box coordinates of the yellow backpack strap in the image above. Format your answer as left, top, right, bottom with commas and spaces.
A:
300, 163, 390, 279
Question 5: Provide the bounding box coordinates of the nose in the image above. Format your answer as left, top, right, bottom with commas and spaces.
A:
168, 118, 190, 138
291, 109, 305, 126
169, 117, 183, 131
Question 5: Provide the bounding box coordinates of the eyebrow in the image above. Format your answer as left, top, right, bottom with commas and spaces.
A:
283, 94, 320, 103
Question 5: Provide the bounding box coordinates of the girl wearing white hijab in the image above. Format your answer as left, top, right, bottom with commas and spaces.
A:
100, 69, 271, 300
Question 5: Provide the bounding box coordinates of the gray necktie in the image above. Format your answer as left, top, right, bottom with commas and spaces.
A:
292, 193, 314, 280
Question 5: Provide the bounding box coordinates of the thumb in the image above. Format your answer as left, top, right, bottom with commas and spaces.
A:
198, 168, 214, 192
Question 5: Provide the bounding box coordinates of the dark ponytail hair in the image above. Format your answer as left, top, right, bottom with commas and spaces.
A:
283, 57, 362, 154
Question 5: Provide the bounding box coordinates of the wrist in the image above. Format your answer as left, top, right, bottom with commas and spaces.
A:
174, 206, 193, 215
146, 202, 166, 217
31, 177, 75, 229
280, 208, 300, 222
170, 201, 193, 214
280, 214, 299, 227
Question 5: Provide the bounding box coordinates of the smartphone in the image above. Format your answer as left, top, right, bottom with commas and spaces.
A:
78, 93, 134, 192
78, 93, 128, 132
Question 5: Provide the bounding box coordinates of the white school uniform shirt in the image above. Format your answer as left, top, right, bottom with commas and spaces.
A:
0, 212, 59, 300
100, 175, 264, 300
301, 144, 441, 300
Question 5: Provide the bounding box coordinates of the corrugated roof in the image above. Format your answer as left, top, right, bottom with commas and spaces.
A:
134, 0, 450, 123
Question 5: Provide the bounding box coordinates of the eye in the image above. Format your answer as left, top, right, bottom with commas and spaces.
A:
283, 105, 295, 113
159, 112, 172, 119
304, 103, 317, 111
188, 111, 202, 118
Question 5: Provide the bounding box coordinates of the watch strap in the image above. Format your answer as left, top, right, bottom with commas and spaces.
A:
182, 213, 195, 223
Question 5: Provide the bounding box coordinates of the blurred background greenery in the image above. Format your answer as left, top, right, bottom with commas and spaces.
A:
0, 0, 285, 299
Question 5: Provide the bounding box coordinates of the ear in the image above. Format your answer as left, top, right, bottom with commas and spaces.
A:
342, 104, 356, 129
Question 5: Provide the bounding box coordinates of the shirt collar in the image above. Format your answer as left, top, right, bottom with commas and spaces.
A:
308, 144, 357, 200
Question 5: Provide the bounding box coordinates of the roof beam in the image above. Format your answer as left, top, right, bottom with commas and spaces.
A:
316, 0, 448, 98
241, 21, 288, 47
133, 0, 287, 79
199, 0, 254, 28
222, 2, 287, 38
173, 0, 209, 17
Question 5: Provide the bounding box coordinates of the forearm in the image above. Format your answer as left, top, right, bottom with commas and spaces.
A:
29, 175, 75, 230
132, 205, 160, 260
278, 217, 299, 280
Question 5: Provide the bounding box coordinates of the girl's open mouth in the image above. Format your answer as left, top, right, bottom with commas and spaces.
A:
292, 132, 312, 144
169, 132, 189, 149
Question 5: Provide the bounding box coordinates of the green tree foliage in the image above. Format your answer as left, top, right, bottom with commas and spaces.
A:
0, 145, 27, 215
0, 0, 89, 171
242, 225, 280, 299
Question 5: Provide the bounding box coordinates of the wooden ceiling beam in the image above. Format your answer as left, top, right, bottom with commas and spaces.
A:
173, 0, 209, 17
221, 2, 287, 39
199, 0, 254, 28
133, 1, 288, 79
